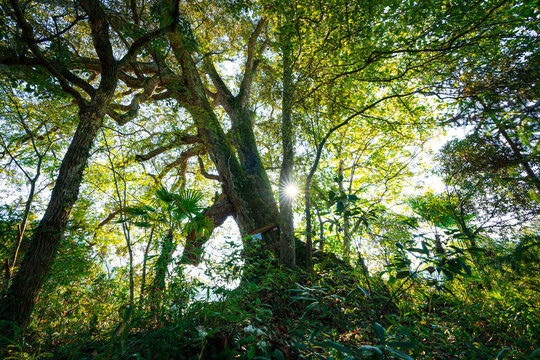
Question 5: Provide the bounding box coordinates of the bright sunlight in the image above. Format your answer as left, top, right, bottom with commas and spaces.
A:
284, 183, 299, 199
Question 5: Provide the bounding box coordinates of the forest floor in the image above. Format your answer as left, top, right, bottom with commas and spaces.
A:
2, 248, 538, 360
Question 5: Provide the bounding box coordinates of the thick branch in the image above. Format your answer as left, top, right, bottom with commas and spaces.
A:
135, 133, 201, 162
78, 0, 117, 94
97, 208, 127, 228
204, 57, 234, 114
238, 16, 267, 106
107, 76, 160, 125
156, 146, 202, 182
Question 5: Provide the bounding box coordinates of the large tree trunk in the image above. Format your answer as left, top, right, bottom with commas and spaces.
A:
228, 103, 280, 258
167, 35, 280, 261
0, 106, 107, 333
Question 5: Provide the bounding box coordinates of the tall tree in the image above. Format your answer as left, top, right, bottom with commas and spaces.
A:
278, 4, 296, 268
0, 0, 178, 334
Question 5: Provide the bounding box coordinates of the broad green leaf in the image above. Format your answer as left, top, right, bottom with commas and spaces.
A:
374, 322, 386, 343
386, 346, 415, 360
324, 340, 353, 354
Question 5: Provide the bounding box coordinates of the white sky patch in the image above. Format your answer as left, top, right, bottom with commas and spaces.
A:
184, 216, 243, 300
404, 126, 468, 196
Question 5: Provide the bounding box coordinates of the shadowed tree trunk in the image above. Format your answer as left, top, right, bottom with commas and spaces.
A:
164, 12, 280, 262
0, 104, 114, 334
150, 229, 175, 312
0, 0, 178, 336
0, 0, 119, 335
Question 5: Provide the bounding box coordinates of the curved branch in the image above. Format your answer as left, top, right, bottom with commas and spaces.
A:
118, 0, 180, 67
156, 146, 202, 183
204, 56, 234, 114
107, 75, 160, 125
197, 155, 221, 181
135, 133, 201, 162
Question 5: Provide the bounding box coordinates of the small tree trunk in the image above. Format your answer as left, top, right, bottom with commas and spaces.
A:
338, 160, 352, 260
139, 226, 154, 308
279, 24, 295, 269
1, 178, 37, 295
497, 123, 540, 192
150, 229, 176, 312
304, 181, 314, 272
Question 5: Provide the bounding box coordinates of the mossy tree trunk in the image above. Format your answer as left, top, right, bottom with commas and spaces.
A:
165, 16, 280, 262
278, 15, 296, 269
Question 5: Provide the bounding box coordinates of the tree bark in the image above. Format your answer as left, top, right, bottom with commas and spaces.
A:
338, 160, 352, 260
1, 169, 38, 295
279, 21, 296, 268
0, 0, 174, 336
496, 123, 540, 192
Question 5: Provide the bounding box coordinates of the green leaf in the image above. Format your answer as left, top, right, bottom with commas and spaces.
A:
134, 221, 152, 228
421, 241, 430, 255
329, 190, 336, 201
358, 286, 370, 297
291, 296, 317, 302
396, 270, 410, 279
528, 348, 540, 358
408, 248, 427, 255
273, 349, 285, 360
309, 329, 321, 342
358, 345, 384, 359
386, 346, 414, 360
441, 269, 454, 281
324, 340, 353, 354
496, 347, 510, 359
305, 301, 320, 312
374, 322, 386, 344
388, 341, 416, 349
247, 345, 256, 360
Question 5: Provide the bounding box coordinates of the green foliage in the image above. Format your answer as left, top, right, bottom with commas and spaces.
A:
122, 186, 208, 233
1, 0, 539, 359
